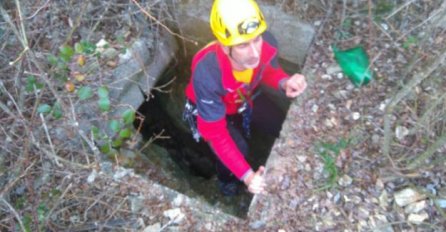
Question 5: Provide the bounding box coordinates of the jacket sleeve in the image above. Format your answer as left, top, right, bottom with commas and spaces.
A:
193, 63, 252, 180
197, 116, 252, 180
261, 60, 289, 90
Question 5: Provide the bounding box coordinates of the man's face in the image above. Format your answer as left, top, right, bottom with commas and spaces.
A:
224, 36, 263, 70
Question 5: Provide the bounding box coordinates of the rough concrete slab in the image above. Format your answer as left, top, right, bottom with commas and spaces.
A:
110, 30, 178, 116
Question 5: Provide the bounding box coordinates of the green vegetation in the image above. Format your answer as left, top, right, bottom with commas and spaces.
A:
314, 138, 350, 190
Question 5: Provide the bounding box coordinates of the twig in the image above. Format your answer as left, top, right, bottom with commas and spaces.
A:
159, 216, 179, 232
78, 129, 101, 164
408, 92, 446, 135
367, 0, 373, 50
373, 20, 393, 41
302, 1, 332, 69
83, 189, 111, 222
137, 129, 169, 152
0, 80, 26, 120
0, 101, 15, 118
14, 0, 28, 47
40, 113, 62, 167
152, 75, 176, 93
0, 5, 26, 48
64, 2, 88, 46
66, 96, 91, 166
99, 197, 128, 231
396, 5, 445, 42
0, 161, 36, 197
0, 198, 26, 232
45, 183, 73, 226
384, 0, 417, 20
87, 2, 111, 40
34, 144, 90, 169
8, 46, 29, 66
0, 2, 69, 116
408, 133, 446, 169
130, 0, 197, 45
340, 0, 346, 26
26, 0, 51, 20
382, 50, 446, 165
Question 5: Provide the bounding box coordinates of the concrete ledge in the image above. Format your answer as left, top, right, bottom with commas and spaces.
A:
110, 30, 178, 115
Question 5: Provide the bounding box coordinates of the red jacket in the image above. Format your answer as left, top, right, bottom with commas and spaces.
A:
185, 31, 288, 180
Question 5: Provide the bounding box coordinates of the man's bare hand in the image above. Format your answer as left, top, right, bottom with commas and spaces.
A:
244, 166, 267, 194
283, 73, 307, 98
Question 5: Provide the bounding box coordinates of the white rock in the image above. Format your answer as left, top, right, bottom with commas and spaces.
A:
379, 190, 389, 209
395, 126, 409, 140
340, 90, 349, 99
96, 38, 109, 47
130, 196, 144, 213
87, 170, 97, 183
173, 195, 184, 207
163, 208, 185, 224
336, 72, 344, 79
405, 200, 426, 214
324, 118, 334, 128
357, 207, 370, 219
69, 215, 80, 224
321, 74, 332, 80
352, 112, 361, 120
304, 163, 312, 171
338, 175, 353, 187
113, 167, 133, 180
297, 155, 307, 163
312, 104, 319, 113
143, 223, 161, 232
346, 84, 355, 90
326, 64, 341, 75
345, 99, 352, 109
379, 103, 387, 111
95, 39, 109, 53
380, 23, 389, 30
369, 214, 393, 232
205, 222, 213, 231
435, 199, 446, 208
394, 188, 426, 207
408, 212, 429, 225
375, 178, 384, 190
357, 220, 368, 231
351, 195, 363, 204
372, 134, 381, 144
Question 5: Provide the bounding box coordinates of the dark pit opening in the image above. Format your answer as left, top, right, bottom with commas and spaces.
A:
133, 44, 299, 218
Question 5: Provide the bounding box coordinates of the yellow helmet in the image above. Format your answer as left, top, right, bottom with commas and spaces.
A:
210, 0, 267, 46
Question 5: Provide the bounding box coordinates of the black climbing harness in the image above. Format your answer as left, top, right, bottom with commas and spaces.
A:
182, 100, 200, 142
183, 89, 260, 142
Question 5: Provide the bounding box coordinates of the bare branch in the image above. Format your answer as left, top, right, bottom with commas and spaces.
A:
130, 0, 197, 45
0, 198, 26, 232
383, 50, 446, 163
40, 113, 62, 167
